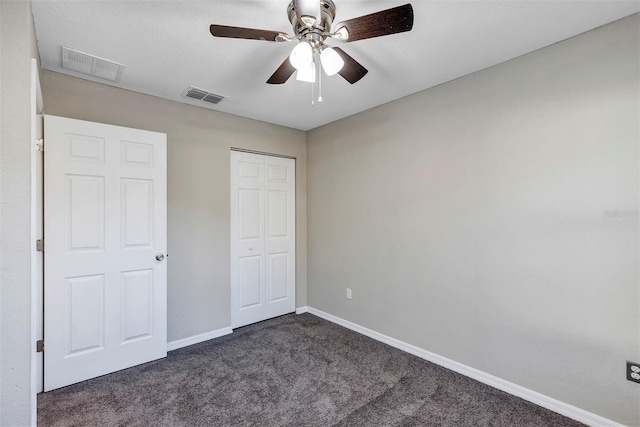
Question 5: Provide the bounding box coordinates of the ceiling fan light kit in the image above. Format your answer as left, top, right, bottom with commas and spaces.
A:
320, 46, 344, 76
296, 61, 316, 83
290, 41, 314, 70
210, 0, 414, 99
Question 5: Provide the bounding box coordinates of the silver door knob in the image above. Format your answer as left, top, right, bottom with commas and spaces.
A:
155, 253, 165, 261
249, 246, 254, 251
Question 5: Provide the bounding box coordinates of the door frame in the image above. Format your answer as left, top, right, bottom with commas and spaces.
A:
229, 148, 297, 329
230, 147, 297, 161
30, 57, 44, 424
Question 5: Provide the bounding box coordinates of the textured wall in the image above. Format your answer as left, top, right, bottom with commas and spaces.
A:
41, 71, 307, 342
0, 0, 38, 425
307, 15, 639, 425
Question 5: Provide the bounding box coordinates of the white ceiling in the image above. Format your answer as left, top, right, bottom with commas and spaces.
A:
31, 0, 639, 131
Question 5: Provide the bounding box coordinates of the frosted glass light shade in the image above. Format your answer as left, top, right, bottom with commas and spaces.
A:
320, 47, 344, 76
290, 42, 313, 70
296, 61, 316, 83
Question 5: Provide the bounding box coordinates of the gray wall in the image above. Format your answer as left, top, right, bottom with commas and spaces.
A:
0, 0, 39, 425
41, 71, 307, 342
307, 15, 639, 426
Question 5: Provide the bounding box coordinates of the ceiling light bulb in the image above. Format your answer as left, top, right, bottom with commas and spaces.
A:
296, 61, 316, 83
320, 47, 344, 76
290, 42, 313, 70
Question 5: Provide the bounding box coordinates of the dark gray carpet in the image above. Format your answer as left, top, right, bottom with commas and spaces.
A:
39, 313, 584, 426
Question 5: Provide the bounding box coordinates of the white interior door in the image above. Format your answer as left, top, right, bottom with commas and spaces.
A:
231, 151, 296, 328
44, 115, 167, 391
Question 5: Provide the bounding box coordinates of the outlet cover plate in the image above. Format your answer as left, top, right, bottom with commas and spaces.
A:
627, 361, 640, 383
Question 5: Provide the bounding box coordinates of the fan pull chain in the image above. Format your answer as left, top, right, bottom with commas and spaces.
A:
311, 73, 315, 107
311, 55, 316, 107
318, 61, 323, 103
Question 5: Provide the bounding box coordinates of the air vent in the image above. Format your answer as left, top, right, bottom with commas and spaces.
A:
182, 86, 226, 105
202, 93, 225, 104
61, 47, 125, 82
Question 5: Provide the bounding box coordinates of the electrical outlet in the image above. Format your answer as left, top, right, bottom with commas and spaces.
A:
346, 288, 352, 300
627, 361, 640, 384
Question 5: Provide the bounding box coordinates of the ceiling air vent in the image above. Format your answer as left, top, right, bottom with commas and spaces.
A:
61, 46, 125, 82
183, 86, 226, 105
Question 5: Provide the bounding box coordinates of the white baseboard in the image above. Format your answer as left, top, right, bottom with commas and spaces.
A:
167, 327, 233, 352
305, 307, 623, 427
295, 306, 309, 314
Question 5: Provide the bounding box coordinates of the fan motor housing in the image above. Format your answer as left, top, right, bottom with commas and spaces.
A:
287, 0, 336, 36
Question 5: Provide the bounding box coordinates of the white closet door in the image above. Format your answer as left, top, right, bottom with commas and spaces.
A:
44, 115, 167, 391
231, 151, 295, 328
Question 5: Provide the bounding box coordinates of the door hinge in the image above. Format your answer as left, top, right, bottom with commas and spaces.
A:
36, 340, 44, 353
36, 139, 44, 152
36, 239, 44, 252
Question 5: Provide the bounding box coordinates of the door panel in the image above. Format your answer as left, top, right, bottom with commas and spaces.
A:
239, 189, 262, 240
44, 115, 167, 391
66, 274, 105, 354
268, 253, 288, 301
264, 155, 296, 320
67, 134, 105, 162
121, 269, 153, 342
231, 151, 295, 328
238, 160, 262, 180
121, 140, 154, 167
121, 179, 154, 247
268, 191, 288, 237
67, 175, 105, 250
239, 256, 262, 308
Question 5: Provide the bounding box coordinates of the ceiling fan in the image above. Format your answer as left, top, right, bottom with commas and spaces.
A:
209, 0, 414, 85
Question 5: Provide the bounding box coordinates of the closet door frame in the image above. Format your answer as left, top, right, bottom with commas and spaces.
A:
230, 149, 296, 329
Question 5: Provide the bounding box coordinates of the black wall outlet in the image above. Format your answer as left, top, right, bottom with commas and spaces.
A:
627, 361, 640, 384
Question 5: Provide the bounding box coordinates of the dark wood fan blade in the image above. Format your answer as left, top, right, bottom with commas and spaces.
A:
335, 4, 414, 42
333, 47, 368, 84
294, 0, 321, 27
267, 56, 296, 84
210, 24, 286, 42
